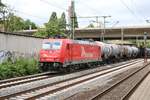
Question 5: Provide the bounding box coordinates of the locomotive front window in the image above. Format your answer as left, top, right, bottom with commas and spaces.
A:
42, 41, 61, 50
52, 42, 61, 50
42, 42, 51, 49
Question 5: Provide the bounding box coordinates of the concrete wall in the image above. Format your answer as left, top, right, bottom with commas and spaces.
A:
0, 32, 43, 58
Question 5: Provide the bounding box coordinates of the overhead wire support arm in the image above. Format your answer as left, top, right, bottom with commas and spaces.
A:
101, 15, 111, 41
77, 15, 111, 41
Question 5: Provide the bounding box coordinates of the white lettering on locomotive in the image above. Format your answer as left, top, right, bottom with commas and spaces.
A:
81, 46, 93, 57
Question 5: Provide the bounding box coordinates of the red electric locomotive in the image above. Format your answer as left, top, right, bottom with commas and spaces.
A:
39, 39, 102, 71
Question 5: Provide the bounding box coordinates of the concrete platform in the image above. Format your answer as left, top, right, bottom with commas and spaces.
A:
129, 64, 150, 100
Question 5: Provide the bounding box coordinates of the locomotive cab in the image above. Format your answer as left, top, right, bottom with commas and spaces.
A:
39, 39, 63, 71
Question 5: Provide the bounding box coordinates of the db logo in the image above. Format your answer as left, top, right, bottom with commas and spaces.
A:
81, 47, 93, 57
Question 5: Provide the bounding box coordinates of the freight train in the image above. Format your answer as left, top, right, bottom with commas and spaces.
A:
39, 38, 140, 72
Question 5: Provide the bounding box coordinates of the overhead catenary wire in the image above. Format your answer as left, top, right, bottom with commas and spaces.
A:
130, 0, 146, 22
119, 0, 144, 22
76, 0, 104, 16
40, 0, 85, 28
40, 0, 68, 12
12, 9, 48, 20
120, 0, 138, 17
40, 0, 81, 22
40, 0, 82, 17
2, 2, 48, 21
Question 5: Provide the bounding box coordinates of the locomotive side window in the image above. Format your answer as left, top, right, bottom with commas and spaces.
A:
42, 41, 62, 50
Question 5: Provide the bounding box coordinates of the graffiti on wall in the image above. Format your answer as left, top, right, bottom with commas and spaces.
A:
0, 50, 39, 64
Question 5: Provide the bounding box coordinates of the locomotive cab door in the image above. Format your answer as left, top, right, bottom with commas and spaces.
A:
66, 44, 72, 64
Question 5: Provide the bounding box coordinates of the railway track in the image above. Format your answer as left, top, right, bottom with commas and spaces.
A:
0, 71, 58, 89
0, 59, 143, 100
0, 59, 138, 90
90, 61, 150, 100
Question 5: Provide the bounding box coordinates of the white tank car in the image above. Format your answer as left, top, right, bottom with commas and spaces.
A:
146, 48, 150, 56
109, 44, 121, 59
119, 45, 125, 58
131, 46, 139, 57
96, 41, 139, 60
95, 41, 112, 60
104, 43, 112, 59
123, 45, 133, 58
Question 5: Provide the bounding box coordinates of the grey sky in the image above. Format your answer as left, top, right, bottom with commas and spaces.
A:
2, 0, 150, 28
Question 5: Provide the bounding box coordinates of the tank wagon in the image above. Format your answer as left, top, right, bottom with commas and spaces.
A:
140, 48, 150, 58
39, 39, 140, 72
95, 41, 139, 63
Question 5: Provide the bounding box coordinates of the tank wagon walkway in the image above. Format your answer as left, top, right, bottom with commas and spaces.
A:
129, 64, 150, 100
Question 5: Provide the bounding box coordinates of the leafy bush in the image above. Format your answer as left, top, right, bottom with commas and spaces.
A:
0, 58, 40, 80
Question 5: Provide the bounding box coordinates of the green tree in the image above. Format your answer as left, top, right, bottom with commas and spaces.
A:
58, 12, 66, 29
87, 23, 94, 28
35, 12, 68, 38
0, 3, 37, 32
0, 3, 7, 31
45, 12, 60, 37
49, 12, 57, 23
34, 28, 46, 37
58, 12, 66, 34
5, 14, 37, 32
0, 0, 5, 7
5, 13, 24, 32
23, 19, 37, 30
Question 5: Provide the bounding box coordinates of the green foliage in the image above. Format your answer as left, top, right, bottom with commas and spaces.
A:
87, 23, 94, 28
35, 12, 67, 38
34, 28, 47, 37
44, 12, 59, 36
0, 3, 37, 32
129, 40, 150, 48
0, 58, 40, 80
0, 6, 9, 26
23, 19, 37, 30
5, 13, 37, 32
0, 0, 5, 7
5, 13, 25, 32
59, 12, 66, 30
49, 12, 57, 23
0, 4, 37, 32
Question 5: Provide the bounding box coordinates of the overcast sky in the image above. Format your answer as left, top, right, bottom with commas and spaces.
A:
2, 0, 150, 28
